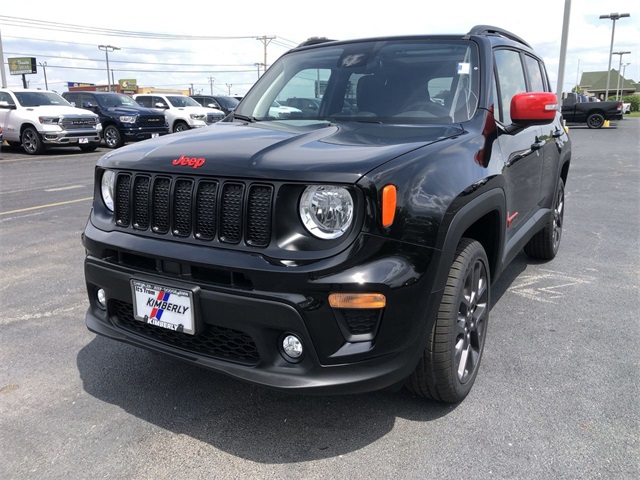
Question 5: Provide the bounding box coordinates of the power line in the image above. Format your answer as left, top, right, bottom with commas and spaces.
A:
0, 16, 257, 40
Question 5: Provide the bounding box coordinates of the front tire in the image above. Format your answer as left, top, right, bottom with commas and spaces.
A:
407, 238, 490, 403
173, 121, 189, 133
587, 113, 605, 129
524, 178, 565, 260
22, 127, 46, 155
103, 125, 124, 148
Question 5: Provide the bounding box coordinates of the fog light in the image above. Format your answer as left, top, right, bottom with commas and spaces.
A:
96, 289, 107, 309
282, 335, 303, 359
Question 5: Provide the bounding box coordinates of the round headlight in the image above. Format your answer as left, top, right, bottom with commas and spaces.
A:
299, 185, 354, 239
101, 170, 116, 211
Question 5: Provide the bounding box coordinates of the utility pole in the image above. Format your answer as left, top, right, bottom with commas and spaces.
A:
0, 29, 7, 88
556, 0, 571, 106
254, 62, 264, 80
208, 76, 215, 95
226, 83, 232, 95
39, 61, 48, 90
98, 45, 120, 92
255, 36, 275, 74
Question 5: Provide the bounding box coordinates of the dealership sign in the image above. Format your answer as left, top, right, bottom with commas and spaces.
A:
8, 57, 37, 75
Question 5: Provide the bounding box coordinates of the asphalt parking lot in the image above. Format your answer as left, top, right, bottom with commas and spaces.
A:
1, 119, 638, 479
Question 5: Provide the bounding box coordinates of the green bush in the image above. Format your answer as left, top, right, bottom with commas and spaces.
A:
607, 95, 639, 112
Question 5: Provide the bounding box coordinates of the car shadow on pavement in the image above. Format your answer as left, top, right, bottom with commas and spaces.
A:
76, 253, 531, 463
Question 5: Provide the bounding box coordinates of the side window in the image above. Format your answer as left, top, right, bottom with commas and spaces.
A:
81, 94, 96, 107
64, 93, 79, 106
524, 55, 545, 92
0, 92, 14, 105
494, 49, 527, 124
136, 96, 150, 107
153, 96, 167, 108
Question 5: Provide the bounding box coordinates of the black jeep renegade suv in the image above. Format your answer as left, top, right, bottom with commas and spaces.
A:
82, 26, 570, 403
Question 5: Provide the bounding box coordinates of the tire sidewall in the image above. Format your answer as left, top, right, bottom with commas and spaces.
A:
104, 125, 122, 148
445, 241, 491, 400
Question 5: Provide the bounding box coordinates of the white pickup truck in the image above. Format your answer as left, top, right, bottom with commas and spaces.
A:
0, 88, 102, 155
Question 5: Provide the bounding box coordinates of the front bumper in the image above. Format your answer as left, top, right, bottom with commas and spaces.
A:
41, 128, 101, 145
82, 222, 444, 394
121, 126, 169, 141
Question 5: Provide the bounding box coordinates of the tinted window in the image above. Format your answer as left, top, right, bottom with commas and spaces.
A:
494, 49, 527, 124
135, 96, 151, 107
524, 55, 545, 92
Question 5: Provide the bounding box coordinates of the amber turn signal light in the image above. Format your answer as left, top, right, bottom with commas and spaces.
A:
329, 293, 386, 309
382, 184, 397, 228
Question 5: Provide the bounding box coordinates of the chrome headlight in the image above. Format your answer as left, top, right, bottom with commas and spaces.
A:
38, 116, 60, 125
299, 185, 354, 239
119, 115, 137, 123
190, 113, 206, 120
101, 170, 116, 212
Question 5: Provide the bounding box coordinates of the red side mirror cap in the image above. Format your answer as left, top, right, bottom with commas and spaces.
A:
511, 92, 557, 124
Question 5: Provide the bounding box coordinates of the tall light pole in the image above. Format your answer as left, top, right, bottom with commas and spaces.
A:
612, 52, 631, 101
98, 45, 120, 92
599, 12, 630, 100
226, 83, 233, 95
254, 62, 264, 80
39, 61, 48, 90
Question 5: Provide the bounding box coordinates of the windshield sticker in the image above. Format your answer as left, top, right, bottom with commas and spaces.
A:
457, 63, 471, 75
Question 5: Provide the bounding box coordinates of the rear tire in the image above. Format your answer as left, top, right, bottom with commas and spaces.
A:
524, 178, 565, 260
407, 238, 490, 403
21, 127, 46, 155
587, 113, 605, 129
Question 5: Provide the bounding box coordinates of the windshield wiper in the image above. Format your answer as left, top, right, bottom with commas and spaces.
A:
232, 113, 258, 123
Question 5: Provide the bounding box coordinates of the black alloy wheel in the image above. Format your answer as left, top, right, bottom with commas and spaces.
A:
407, 238, 490, 403
587, 113, 605, 129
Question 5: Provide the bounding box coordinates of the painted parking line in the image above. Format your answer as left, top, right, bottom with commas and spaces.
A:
0, 197, 93, 216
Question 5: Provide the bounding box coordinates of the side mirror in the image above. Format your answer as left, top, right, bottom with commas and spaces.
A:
510, 92, 557, 126
207, 103, 219, 109
155, 102, 168, 109
0, 100, 16, 109
82, 102, 95, 108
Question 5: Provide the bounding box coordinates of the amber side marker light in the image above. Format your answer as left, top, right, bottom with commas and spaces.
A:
382, 184, 397, 228
329, 293, 386, 309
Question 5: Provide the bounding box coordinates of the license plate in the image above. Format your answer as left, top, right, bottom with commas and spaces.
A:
131, 280, 195, 335
151, 133, 159, 138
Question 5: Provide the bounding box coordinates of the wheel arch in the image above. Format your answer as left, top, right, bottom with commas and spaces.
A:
433, 188, 506, 291
20, 122, 40, 135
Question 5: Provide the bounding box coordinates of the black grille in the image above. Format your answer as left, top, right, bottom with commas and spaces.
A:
110, 300, 260, 365
138, 115, 165, 127
113, 172, 273, 248
344, 309, 380, 335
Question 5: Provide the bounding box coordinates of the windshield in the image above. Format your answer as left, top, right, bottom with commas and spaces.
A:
98, 94, 140, 108
217, 96, 239, 109
167, 96, 202, 108
235, 39, 479, 125
14, 91, 72, 107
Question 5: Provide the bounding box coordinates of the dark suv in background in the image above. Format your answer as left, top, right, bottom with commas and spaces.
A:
62, 91, 168, 148
190, 95, 239, 115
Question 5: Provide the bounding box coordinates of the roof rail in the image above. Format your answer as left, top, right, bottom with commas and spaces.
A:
465, 25, 531, 49
297, 37, 337, 48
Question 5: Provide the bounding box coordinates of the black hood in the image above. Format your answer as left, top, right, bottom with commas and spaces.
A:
98, 120, 463, 183
106, 106, 163, 116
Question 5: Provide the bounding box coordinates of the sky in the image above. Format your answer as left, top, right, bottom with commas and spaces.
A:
1, 0, 638, 97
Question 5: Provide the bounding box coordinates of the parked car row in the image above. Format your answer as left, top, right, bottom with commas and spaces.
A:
0, 88, 229, 155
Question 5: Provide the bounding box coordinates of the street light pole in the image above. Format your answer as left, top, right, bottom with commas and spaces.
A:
599, 12, 630, 100
254, 63, 264, 80
98, 45, 120, 92
612, 51, 631, 101
39, 61, 48, 90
